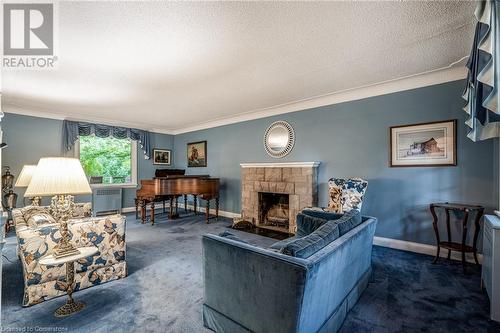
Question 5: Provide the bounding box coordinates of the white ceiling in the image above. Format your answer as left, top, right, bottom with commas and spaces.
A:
2, 1, 475, 134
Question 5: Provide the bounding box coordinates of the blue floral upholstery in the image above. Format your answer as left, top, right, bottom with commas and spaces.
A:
13, 205, 126, 307
327, 178, 368, 213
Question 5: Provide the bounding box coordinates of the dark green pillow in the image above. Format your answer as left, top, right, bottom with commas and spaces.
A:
296, 213, 328, 238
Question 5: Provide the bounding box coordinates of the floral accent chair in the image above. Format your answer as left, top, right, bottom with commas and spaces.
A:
327, 178, 368, 213
13, 205, 127, 306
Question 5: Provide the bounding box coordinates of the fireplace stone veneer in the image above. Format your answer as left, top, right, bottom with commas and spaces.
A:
240, 162, 320, 234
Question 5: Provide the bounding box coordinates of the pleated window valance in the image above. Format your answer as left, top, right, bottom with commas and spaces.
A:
63, 120, 151, 159
463, 0, 499, 141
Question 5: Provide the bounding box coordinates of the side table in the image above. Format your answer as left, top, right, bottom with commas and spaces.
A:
430, 202, 484, 273
39, 246, 98, 317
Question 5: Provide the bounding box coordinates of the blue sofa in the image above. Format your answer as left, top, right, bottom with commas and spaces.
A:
202, 212, 377, 333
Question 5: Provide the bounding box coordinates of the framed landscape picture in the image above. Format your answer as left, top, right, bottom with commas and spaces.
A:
187, 141, 207, 167
153, 149, 171, 165
390, 120, 456, 167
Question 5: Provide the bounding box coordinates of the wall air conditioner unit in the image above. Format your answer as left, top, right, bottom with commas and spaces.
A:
92, 188, 122, 217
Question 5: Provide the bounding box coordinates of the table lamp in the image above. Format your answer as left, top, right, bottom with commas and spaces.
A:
15, 165, 41, 205
25, 158, 92, 258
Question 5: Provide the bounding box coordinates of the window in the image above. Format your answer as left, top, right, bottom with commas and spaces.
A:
77, 136, 137, 187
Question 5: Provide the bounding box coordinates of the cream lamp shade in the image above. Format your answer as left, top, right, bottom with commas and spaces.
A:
25, 157, 92, 197
14, 165, 37, 187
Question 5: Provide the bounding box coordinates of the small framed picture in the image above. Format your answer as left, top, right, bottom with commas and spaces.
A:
153, 149, 171, 165
187, 141, 207, 167
390, 120, 456, 167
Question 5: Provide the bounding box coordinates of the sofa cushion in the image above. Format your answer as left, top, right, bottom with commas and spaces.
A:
296, 213, 328, 238
218, 231, 248, 244
27, 213, 57, 228
301, 208, 343, 221
281, 221, 340, 258
334, 209, 362, 236
268, 236, 298, 251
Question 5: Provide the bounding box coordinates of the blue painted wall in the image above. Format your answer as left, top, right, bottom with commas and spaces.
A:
1, 113, 174, 208
2, 80, 495, 245
173, 80, 496, 245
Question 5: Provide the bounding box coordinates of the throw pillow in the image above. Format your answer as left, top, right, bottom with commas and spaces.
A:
295, 213, 328, 238
218, 231, 248, 244
72, 203, 92, 218
282, 221, 340, 259
334, 209, 362, 236
301, 208, 343, 221
21, 206, 49, 221
268, 236, 298, 251
27, 213, 57, 228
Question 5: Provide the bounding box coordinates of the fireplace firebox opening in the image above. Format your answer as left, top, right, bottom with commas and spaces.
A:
258, 192, 289, 232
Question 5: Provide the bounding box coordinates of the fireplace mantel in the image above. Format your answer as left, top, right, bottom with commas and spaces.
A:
240, 162, 320, 168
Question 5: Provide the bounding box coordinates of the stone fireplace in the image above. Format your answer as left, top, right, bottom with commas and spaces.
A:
240, 162, 320, 234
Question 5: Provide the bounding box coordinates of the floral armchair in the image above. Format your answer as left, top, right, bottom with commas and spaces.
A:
12, 205, 127, 306
304, 178, 368, 215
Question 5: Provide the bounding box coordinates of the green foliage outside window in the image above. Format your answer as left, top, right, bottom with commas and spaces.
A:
79, 136, 132, 184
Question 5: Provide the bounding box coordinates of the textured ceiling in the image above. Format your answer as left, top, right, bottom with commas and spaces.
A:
2, 1, 475, 133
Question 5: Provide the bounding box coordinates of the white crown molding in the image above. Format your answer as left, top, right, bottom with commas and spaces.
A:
1, 104, 176, 135
2, 66, 466, 135
240, 162, 320, 168
171, 66, 467, 134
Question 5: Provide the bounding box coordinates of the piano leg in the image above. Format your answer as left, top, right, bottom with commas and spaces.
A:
216, 197, 219, 221
175, 196, 179, 215
163, 200, 166, 213
135, 198, 139, 219
205, 199, 210, 224
141, 200, 146, 224
150, 201, 155, 225
184, 195, 188, 214
193, 195, 198, 215
169, 197, 174, 219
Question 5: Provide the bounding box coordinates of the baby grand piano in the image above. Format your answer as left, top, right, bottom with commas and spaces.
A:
136, 169, 220, 225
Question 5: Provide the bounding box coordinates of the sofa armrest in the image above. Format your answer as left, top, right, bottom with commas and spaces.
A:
202, 235, 309, 333
298, 217, 377, 332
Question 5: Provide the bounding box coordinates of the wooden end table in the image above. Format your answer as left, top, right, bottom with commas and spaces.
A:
39, 246, 98, 317
430, 202, 484, 273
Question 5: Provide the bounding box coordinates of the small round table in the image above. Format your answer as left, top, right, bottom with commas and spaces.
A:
430, 202, 484, 273
39, 246, 98, 317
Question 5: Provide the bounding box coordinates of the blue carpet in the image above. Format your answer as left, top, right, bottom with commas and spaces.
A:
2, 212, 499, 332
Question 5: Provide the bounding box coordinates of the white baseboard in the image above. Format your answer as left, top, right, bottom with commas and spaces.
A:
121, 203, 241, 219
373, 236, 483, 264
121, 204, 481, 264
